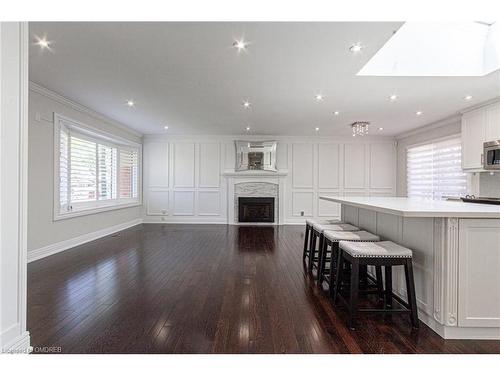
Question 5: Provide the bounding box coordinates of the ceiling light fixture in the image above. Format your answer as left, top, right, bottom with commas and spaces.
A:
349, 43, 363, 53
164, 126, 169, 130
315, 127, 320, 132
242, 100, 252, 109
464, 95, 473, 100
378, 127, 384, 131
126, 100, 135, 107
389, 94, 398, 101
245, 126, 251, 131
351, 121, 370, 137
35, 36, 51, 50
315, 94, 324, 101
416, 110, 423, 116
233, 39, 248, 51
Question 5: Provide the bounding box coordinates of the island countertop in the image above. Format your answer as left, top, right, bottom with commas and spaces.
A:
319, 196, 500, 218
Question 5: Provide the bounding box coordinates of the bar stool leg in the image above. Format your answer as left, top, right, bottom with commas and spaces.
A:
332, 250, 344, 303
376, 266, 384, 299
317, 239, 327, 286
308, 232, 317, 272
404, 259, 419, 329
302, 224, 310, 261
348, 258, 360, 330
384, 266, 393, 308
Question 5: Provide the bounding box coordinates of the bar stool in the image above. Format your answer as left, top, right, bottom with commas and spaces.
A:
317, 230, 381, 291
302, 219, 343, 264
308, 222, 359, 273
333, 240, 419, 330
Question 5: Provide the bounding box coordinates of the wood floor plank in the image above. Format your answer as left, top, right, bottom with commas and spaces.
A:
27, 224, 500, 354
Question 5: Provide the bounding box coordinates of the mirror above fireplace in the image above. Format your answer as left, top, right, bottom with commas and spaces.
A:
235, 140, 277, 172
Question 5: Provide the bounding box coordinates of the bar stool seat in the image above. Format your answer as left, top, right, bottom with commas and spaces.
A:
317, 230, 380, 289
334, 240, 419, 330
324, 230, 380, 242
305, 218, 343, 226
312, 223, 359, 232
340, 241, 412, 258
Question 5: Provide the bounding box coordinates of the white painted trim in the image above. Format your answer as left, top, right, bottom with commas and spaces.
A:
27, 219, 143, 263
459, 96, 500, 115
395, 114, 461, 140
18, 21, 30, 350
1, 330, 31, 353
29, 81, 143, 138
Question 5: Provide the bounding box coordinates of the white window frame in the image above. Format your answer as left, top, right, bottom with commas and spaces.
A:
53, 113, 142, 221
405, 134, 468, 200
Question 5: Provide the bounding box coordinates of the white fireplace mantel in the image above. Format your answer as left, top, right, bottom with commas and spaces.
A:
222, 170, 288, 225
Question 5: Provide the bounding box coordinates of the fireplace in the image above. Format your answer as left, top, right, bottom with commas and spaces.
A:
238, 197, 275, 223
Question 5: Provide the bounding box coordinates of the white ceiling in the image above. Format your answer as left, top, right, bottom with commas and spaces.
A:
29, 22, 500, 136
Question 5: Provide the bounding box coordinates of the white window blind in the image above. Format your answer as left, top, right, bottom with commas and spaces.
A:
55, 114, 140, 219
119, 149, 139, 199
407, 136, 467, 200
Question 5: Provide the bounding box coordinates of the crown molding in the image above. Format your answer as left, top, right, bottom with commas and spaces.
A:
458, 96, 500, 114
395, 114, 461, 140
29, 81, 143, 138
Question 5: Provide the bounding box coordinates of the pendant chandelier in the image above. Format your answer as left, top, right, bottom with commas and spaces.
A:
351, 121, 370, 137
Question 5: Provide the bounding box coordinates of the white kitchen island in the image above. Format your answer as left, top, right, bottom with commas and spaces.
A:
319, 196, 500, 340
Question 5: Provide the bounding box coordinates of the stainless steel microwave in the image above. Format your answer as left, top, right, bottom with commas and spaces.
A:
484, 140, 500, 170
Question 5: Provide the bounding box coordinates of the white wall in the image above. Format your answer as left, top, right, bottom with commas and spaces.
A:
27, 84, 143, 255
1, 22, 30, 351
396, 116, 462, 196
143, 135, 397, 224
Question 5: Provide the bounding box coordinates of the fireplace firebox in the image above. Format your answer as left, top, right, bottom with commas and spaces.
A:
238, 197, 275, 223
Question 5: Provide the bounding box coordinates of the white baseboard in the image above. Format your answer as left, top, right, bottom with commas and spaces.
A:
27, 219, 143, 263
2, 330, 31, 354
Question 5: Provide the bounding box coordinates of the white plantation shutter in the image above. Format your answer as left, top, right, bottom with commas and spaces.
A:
56, 115, 140, 218
407, 136, 467, 200
59, 124, 70, 209
70, 135, 97, 203
119, 149, 139, 199
98, 144, 117, 200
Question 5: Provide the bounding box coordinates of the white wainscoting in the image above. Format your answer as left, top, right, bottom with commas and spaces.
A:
143, 136, 396, 224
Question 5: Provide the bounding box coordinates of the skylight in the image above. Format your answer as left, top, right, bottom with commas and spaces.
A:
358, 22, 500, 77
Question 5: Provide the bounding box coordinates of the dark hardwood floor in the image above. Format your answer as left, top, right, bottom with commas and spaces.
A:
28, 224, 500, 354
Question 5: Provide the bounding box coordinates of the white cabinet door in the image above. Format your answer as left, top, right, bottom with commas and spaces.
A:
485, 102, 500, 141
458, 219, 500, 327
461, 108, 486, 170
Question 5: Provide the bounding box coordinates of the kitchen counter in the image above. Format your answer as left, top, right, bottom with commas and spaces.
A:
319, 196, 500, 218
318, 195, 500, 339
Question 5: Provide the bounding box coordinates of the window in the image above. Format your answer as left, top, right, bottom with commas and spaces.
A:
55, 114, 141, 219
407, 136, 467, 200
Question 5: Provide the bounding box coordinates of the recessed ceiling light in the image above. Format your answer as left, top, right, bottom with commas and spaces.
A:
333, 111, 340, 116
379, 127, 384, 131
416, 110, 423, 116
35, 36, 51, 50
233, 39, 248, 51
464, 95, 473, 100
242, 100, 251, 109
315, 94, 324, 101
389, 94, 398, 101
349, 43, 363, 53
245, 126, 251, 131
126, 100, 135, 107
164, 126, 169, 130
315, 127, 320, 132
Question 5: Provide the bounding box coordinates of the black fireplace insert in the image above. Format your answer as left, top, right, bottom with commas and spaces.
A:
238, 197, 275, 223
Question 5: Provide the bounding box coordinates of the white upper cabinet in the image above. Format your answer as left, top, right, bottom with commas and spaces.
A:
486, 102, 500, 141
462, 101, 500, 171
461, 107, 487, 170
